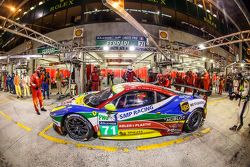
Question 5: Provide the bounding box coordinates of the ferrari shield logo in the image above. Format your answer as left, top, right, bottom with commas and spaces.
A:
180, 102, 190, 113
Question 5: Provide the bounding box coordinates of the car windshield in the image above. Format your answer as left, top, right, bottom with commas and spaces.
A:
84, 88, 113, 107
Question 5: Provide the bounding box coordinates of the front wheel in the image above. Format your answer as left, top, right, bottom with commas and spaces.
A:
64, 114, 94, 141
183, 109, 203, 133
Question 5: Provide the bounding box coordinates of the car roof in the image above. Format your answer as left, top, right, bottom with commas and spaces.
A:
112, 82, 177, 96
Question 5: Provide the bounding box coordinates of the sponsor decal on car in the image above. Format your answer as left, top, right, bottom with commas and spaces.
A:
164, 115, 186, 122
118, 129, 157, 136
180, 102, 190, 113
118, 121, 168, 130
117, 96, 176, 121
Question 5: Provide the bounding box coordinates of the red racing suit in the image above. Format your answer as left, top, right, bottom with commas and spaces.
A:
30, 73, 44, 112
91, 72, 100, 91
123, 71, 138, 82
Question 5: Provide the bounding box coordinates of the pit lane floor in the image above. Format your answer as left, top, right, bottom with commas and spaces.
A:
0, 92, 249, 167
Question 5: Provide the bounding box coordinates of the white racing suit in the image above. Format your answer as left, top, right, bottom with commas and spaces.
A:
234, 80, 249, 130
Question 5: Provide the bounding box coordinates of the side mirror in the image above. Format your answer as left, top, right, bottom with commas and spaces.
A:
104, 103, 117, 114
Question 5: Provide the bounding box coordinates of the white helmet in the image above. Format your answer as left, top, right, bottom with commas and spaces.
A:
127, 66, 133, 72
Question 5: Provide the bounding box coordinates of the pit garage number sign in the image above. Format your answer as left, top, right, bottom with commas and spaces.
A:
98, 113, 118, 136
96, 35, 147, 47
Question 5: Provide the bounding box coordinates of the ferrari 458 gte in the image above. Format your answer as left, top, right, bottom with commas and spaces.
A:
50, 83, 208, 141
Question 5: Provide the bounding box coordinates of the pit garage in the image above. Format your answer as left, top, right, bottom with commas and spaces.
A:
0, 0, 250, 167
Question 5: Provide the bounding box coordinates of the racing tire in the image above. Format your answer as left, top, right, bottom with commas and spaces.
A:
64, 114, 94, 141
183, 109, 203, 133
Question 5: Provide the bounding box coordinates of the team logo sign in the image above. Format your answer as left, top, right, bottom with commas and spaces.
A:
180, 102, 190, 113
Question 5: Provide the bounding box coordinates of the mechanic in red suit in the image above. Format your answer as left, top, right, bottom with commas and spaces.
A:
30, 67, 47, 115
157, 73, 166, 87
90, 66, 100, 91
122, 66, 140, 82
203, 71, 210, 91
165, 74, 171, 88
175, 72, 182, 91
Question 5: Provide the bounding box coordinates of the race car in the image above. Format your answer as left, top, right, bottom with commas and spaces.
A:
50, 83, 208, 141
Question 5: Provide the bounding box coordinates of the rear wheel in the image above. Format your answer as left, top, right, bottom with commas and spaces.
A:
64, 114, 94, 141
183, 109, 203, 133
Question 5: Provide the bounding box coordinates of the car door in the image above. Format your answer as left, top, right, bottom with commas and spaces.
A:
111, 90, 156, 121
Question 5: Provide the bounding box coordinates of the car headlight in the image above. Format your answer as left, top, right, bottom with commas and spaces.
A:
51, 106, 66, 112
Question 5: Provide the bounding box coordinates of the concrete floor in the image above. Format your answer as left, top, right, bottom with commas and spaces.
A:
0, 91, 249, 167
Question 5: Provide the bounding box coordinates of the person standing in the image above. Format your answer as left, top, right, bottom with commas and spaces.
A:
55, 69, 62, 95
22, 72, 30, 97
107, 72, 110, 86
110, 72, 114, 85
30, 67, 47, 115
122, 66, 140, 82
229, 78, 249, 131
90, 66, 100, 91
219, 75, 224, 95
14, 72, 22, 98
42, 72, 50, 99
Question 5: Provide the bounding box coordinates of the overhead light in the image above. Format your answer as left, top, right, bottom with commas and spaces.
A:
39, 1, 44, 5
103, 54, 119, 58
129, 46, 136, 51
241, 63, 244, 67
95, 9, 98, 12
198, 4, 203, 8
156, 11, 160, 15
16, 17, 20, 20
112, 2, 119, 8
103, 46, 110, 51
202, 57, 206, 61
23, 11, 27, 15
9, 6, 16, 12
18, 9, 22, 12
27, 57, 30, 60
198, 44, 206, 50
30, 6, 35, 10
213, 14, 217, 18
210, 59, 214, 63
122, 54, 137, 58
180, 54, 189, 58
206, 9, 211, 13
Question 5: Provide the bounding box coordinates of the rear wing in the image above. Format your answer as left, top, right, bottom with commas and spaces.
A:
173, 84, 212, 97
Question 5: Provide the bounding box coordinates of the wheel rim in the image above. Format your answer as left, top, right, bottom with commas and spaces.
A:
189, 112, 201, 128
66, 117, 89, 139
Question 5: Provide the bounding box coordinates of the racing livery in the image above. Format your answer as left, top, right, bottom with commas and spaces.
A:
50, 83, 208, 141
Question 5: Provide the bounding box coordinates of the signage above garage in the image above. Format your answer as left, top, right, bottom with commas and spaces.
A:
96, 35, 147, 47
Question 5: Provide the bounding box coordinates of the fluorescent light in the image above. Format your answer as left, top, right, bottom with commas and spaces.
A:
103, 46, 110, 51
30, 6, 35, 10
18, 9, 22, 12
198, 44, 206, 50
23, 11, 27, 15
198, 4, 203, 8
206, 9, 210, 13
16, 17, 20, 20
122, 54, 137, 58
103, 54, 119, 58
241, 63, 244, 67
213, 14, 217, 18
39, 1, 43, 5
129, 46, 136, 51
210, 59, 214, 63
202, 57, 206, 61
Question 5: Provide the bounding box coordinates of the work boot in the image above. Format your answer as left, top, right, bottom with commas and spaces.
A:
36, 111, 41, 115
21, 96, 23, 98
229, 125, 237, 131
41, 108, 47, 112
